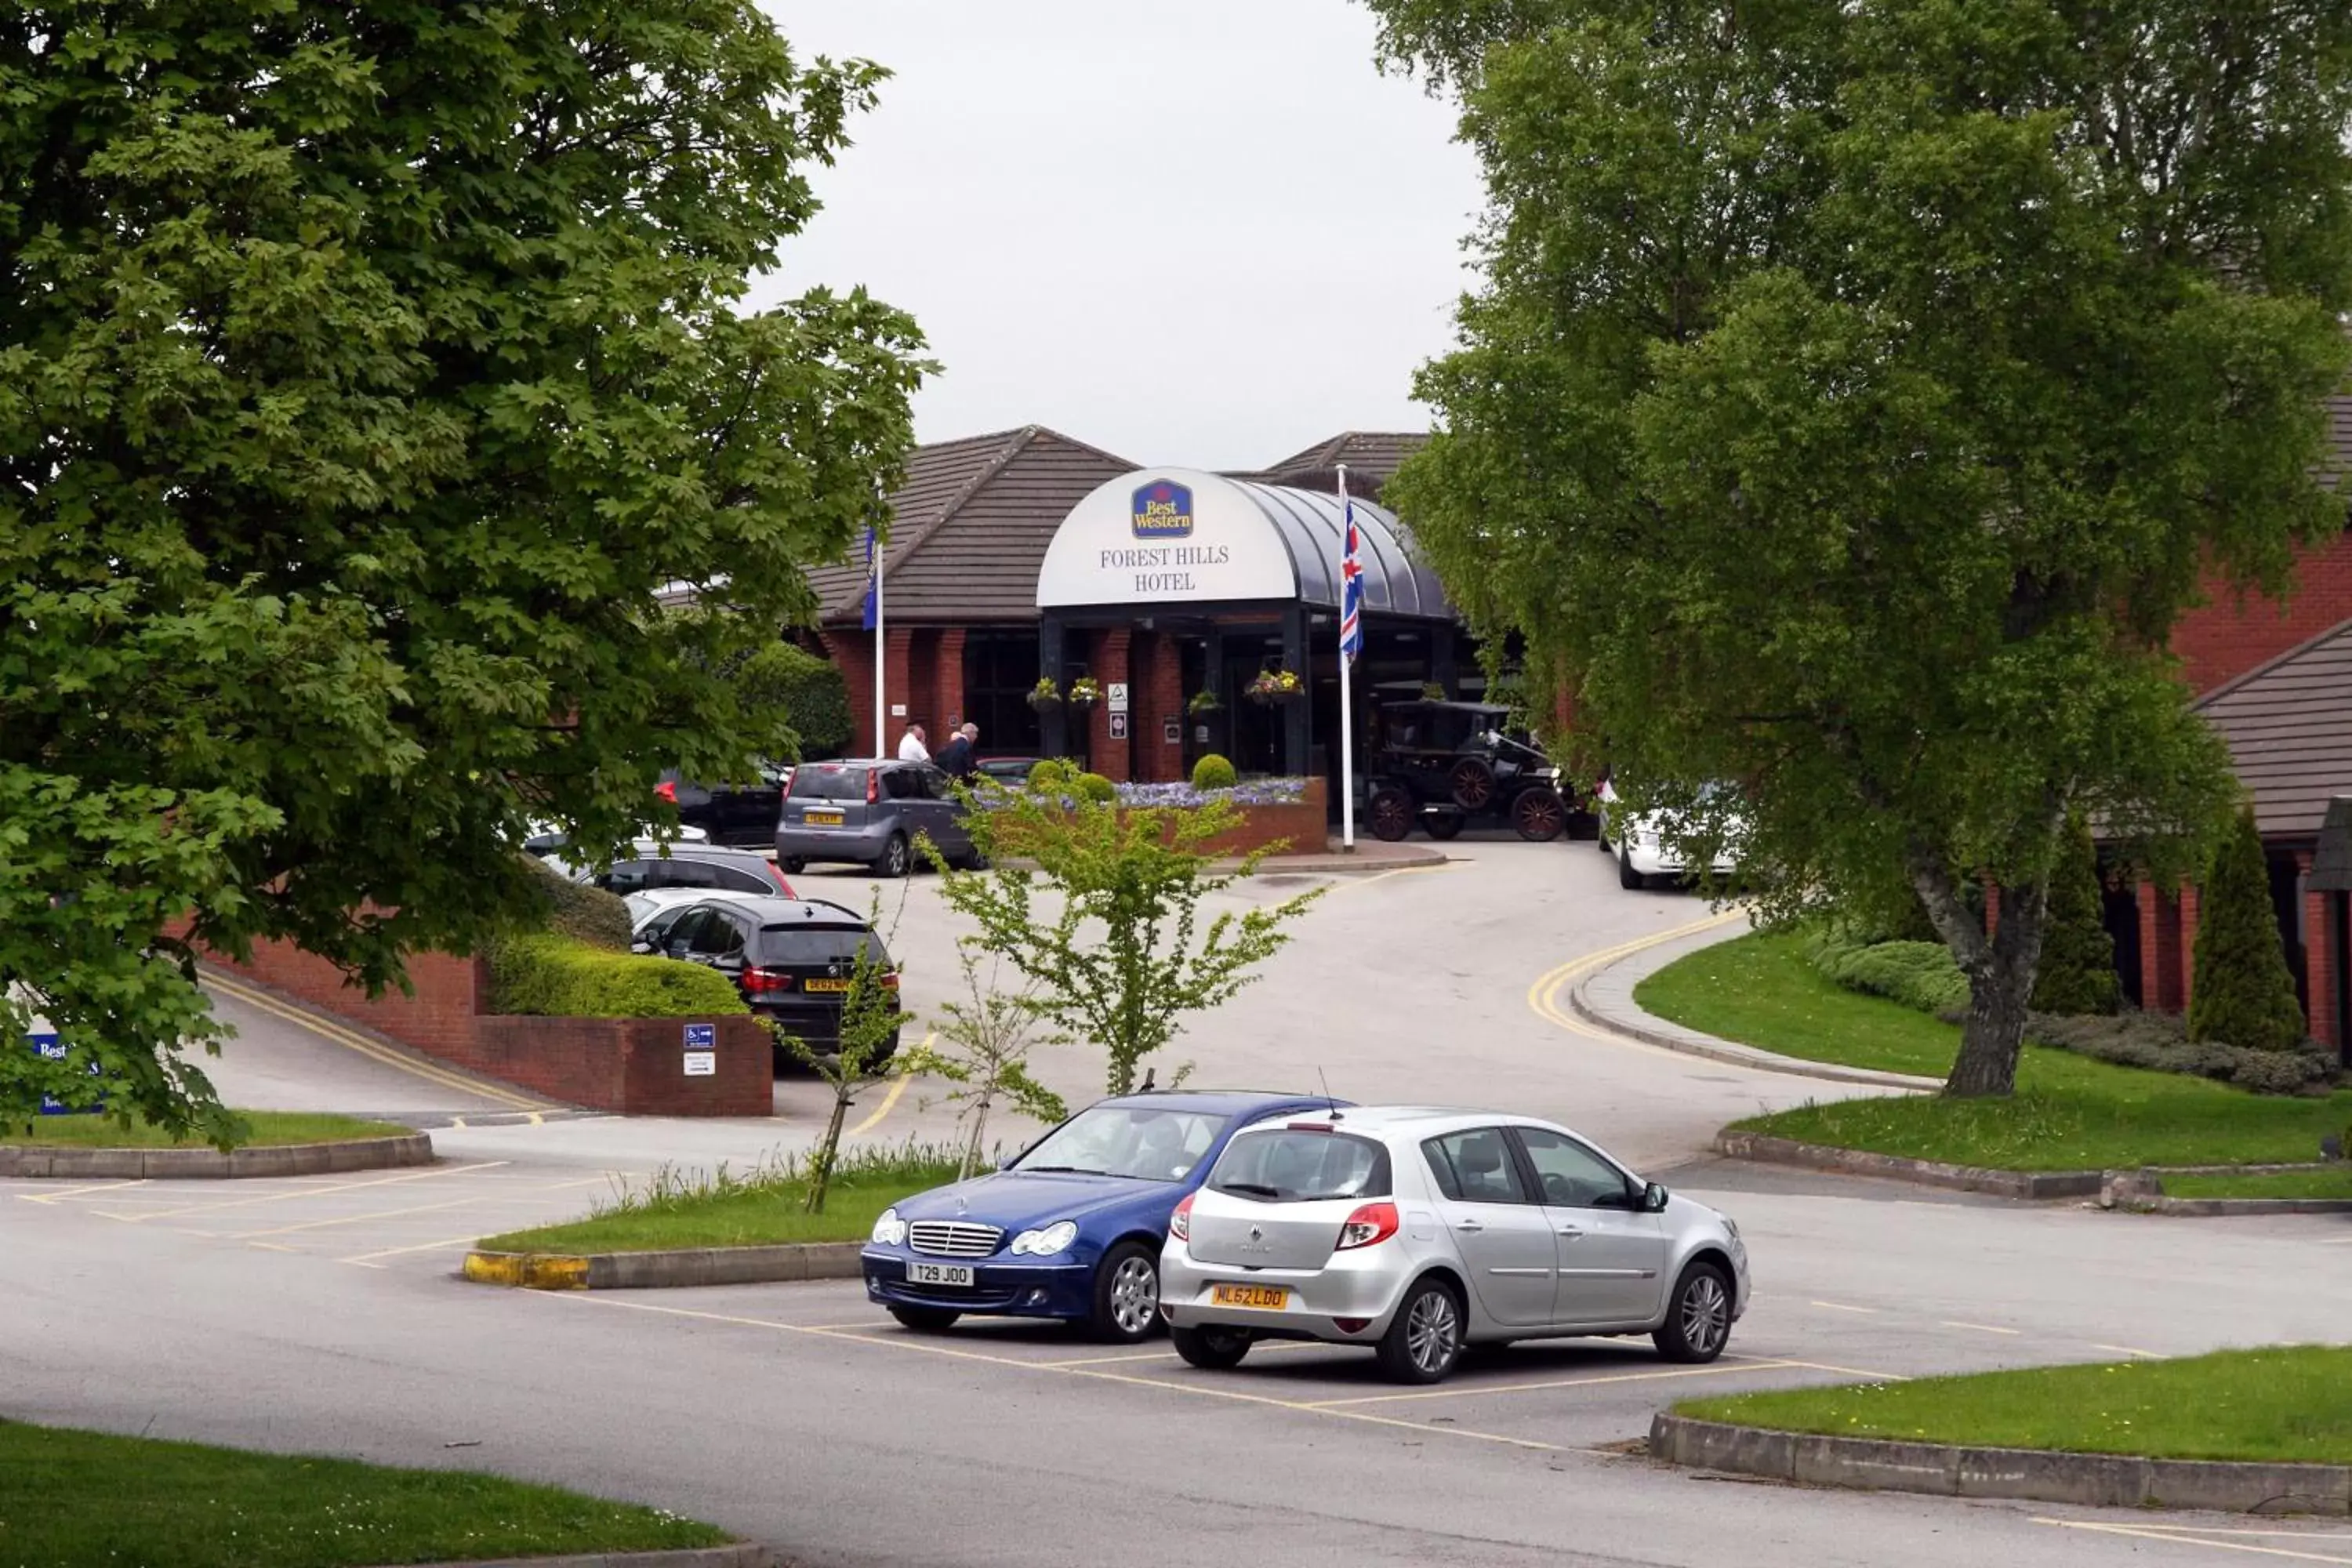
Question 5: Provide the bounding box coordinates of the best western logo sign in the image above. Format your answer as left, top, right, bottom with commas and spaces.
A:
1131, 481, 1193, 539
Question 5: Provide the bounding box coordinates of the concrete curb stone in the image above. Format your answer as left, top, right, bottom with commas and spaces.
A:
1711, 1131, 2104, 1200
0, 1133, 434, 1181
1651, 1415, 2352, 1515
463, 1242, 865, 1290
383, 1546, 772, 1568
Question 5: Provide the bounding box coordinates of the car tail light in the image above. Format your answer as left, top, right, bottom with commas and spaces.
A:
880, 971, 900, 991
1335, 1201, 1398, 1251
742, 968, 795, 993
1169, 1192, 1194, 1242
1284, 1121, 1336, 1133
1333, 1317, 1371, 1334
768, 862, 794, 895
866, 769, 880, 804
655, 780, 677, 803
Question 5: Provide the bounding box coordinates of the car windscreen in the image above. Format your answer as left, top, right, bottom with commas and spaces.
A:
789, 764, 869, 800
1207, 1129, 1391, 1203
756, 926, 887, 967
1012, 1105, 1229, 1184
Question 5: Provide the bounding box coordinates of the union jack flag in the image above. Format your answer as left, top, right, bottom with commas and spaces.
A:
1339, 496, 1364, 666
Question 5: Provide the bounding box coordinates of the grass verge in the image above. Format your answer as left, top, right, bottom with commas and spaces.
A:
2161, 1166, 2352, 1200
477, 1139, 967, 1254
1677, 1346, 2352, 1465
1643, 933, 2352, 1171
0, 1418, 727, 1568
2, 1110, 412, 1149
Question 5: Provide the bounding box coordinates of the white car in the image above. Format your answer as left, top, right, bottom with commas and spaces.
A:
1160, 1107, 1749, 1384
1597, 780, 1742, 889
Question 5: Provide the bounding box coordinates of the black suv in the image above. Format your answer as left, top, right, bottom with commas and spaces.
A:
554, 839, 796, 898
632, 894, 901, 1065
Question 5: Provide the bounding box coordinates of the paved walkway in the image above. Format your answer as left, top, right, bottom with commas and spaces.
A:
1570, 916, 1941, 1091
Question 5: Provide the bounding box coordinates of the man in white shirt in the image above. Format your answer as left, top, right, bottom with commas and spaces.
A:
896, 724, 929, 763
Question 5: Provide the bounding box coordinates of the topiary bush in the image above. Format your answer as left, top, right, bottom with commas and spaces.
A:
488, 935, 750, 1018
2189, 807, 2307, 1053
1190, 753, 1238, 792
1073, 771, 1118, 804
520, 855, 633, 951
1807, 931, 1969, 1015
2031, 813, 2121, 1016
1025, 759, 1076, 795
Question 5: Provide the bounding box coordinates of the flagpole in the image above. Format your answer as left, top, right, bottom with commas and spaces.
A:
872, 532, 887, 759
1337, 465, 1356, 852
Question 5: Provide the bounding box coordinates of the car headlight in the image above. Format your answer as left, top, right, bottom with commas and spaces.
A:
1010, 1220, 1078, 1257
870, 1207, 908, 1247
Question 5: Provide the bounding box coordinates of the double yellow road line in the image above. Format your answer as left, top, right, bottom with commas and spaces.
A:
1525, 909, 1746, 1046
202, 969, 548, 1112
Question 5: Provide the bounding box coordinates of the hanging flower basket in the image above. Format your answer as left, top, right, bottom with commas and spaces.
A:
1247, 669, 1305, 706
1027, 677, 1062, 712
1186, 690, 1224, 717
1066, 677, 1101, 712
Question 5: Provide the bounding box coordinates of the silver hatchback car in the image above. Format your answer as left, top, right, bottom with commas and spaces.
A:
1160, 1107, 1749, 1384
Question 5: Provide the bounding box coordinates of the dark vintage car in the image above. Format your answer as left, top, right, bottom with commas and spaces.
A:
1362, 700, 1576, 844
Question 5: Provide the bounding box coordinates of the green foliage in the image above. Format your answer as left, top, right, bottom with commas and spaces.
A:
521, 858, 634, 953
0, 2, 928, 1139
2032, 816, 2122, 1016
731, 640, 855, 760
773, 886, 908, 1213
899, 944, 1070, 1180
931, 790, 1323, 1094
1073, 771, 1118, 805
1190, 753, 1239, 792
2190, 808, 2309, 1053
1369, 0, 2352, 1098
1804, 930, 1969, 1017
2031, 1011, 2335, 1096
487, 935, 748, 1020
1026, 759, 1077, 795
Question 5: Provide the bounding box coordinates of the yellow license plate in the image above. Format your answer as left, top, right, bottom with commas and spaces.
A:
803, 978, 851, 993
804, 810, 843, 826
1210, 1283, 1290, 1310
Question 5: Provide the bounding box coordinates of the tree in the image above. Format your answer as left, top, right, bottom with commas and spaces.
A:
1369, 0, 2352, 1097
2031, 815, 2122, 1017
901, 942, 1070, 1181
2188, 808, 2307, 1053
0, 3, 927, 1138
778, 887, 909, 1214
928, 789, 1323, 1095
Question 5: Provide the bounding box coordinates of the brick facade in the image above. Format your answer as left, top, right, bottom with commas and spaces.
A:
1087, 628, 1132, 783
202, 940, 772, 1116
2169, 532, 2352, 696
1138, 630, 1187, 782
2300, 851, 2338, 1051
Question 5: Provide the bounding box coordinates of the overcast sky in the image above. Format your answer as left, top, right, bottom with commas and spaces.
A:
753, 2, 1484, 471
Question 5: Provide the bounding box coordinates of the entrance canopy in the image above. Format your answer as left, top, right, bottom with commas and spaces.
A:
1035, 467, 1453, 619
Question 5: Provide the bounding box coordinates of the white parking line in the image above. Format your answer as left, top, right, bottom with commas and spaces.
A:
338, 1234, 486, 1266
2034, 1518, 2352, 1564
1306, 1357, 1796, 1408
111, 1161, 510, 1222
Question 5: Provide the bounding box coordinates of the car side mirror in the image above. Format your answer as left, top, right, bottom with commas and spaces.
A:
1642, 1182, 1670, 1214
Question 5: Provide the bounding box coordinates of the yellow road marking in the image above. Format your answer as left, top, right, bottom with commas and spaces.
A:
2033, 1519, 2352, 1564
16, 1178, 150, 1205
202, 971, 546, 1111
231, 1195, 487, 1240
246, 1241, 299, 1253
1047, 1340, 1323, 1370
1323, 861, 1459, 893
1523, 910, 1750, 1062
338, 1234, 486, 1265
1305, 1356, 1795, 1407
1939, 1319, 2021, 1336
1809, 1300, 1880, 1315
560, 1295, 1566, 1454
1773, 1359, 1913, 1381
114, 1160, 511, 1222
850, 1040, 930, 1139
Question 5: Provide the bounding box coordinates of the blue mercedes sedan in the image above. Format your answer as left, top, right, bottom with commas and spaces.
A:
862, 1090, 1349, 1342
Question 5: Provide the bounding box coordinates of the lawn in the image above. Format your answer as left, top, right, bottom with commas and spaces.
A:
1644, 933, 2352, 1171
1677, 1346, 2352, 1465
2161, 1166, 2352, 1200
477, 1148, 964, 1254
0, 1418, 727, 1568
2, 1110, 412, 1149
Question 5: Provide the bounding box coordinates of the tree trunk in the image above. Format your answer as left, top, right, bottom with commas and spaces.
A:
804, 1089, 851, 1214
1944, 879, 2050, 1099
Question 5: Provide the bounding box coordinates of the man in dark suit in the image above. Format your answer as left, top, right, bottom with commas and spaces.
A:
937, 720, 978, 780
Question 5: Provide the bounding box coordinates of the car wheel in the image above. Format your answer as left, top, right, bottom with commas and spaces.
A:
1618, 843, 1644, 890
874, 832, 910, 879
1653, 1261, 1733, 1363
1446, 757, 1497, 811
779, 855, 806, 875
1088, 1240, 1163, 1344
1425, 810, 1465, 841
889, 1305, 961, 1334
1374, 1276, 1464, 1385
1367, 787, 1415, 843
1171, 1325, 1252, 1370
1512, 787, 1568, 843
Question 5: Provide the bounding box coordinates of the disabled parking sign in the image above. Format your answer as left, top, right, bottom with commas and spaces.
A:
683, 1022, 717, 1077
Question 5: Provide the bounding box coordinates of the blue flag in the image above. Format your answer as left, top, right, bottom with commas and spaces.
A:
861, 526, 878, 631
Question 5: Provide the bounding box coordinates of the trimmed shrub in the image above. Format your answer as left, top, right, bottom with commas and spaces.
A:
521, 855, 633, 951
1808, 932, 1969, 1015
2030, 1010, 2336, 1096
1026, 759, 1076, 795
2190, 808, 2307, 1053
1190, 753, 1238, 792
2031, 814, 2121, 1016
1073, 771, 1117, 804
735, 641, 854, 758
488, 935, 749, 1019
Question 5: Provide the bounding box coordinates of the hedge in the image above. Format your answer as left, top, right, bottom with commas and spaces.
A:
488, 935, 749, 1019
522, 856, 633, 951
1802, 927, 1969, 1015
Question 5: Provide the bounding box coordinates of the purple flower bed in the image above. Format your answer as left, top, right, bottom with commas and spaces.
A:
1115, 778, 1308, 809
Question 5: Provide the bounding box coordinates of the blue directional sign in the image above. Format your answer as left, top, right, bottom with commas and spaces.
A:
683, 1023, 716, 1051
30, 1032, 99, 1116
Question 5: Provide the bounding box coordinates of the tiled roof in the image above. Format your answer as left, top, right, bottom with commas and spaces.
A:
1230, 431, 1431, 493
805, 426, 1135, 625
2195, 613, 2352, 838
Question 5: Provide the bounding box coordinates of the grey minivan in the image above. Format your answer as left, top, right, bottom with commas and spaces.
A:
775, 760, 979, 878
